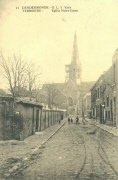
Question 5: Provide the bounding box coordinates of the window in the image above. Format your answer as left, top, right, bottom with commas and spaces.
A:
94, 90, 97, 101
106, 96, 109, 107
93, 108, 95, 116
100, 86, 102, 98
110, 100, 112, 114
98, 88, 99, 99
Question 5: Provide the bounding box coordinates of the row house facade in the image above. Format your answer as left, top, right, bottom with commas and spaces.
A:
91, 48, 118, 128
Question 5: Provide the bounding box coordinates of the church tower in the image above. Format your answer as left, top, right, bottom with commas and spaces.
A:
65, 32, 82, 86
65, 32, 82, 115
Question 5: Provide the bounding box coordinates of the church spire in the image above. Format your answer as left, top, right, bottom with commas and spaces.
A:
71, 31, 79, 65
71, 32, 82, 84
65, 32, 82, 85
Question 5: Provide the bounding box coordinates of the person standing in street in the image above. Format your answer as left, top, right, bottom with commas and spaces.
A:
68, 117, 70, 124
71, 118, 73, 124
76, 116, 79, 125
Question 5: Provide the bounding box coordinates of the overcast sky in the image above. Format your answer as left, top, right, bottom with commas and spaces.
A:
0, 0, 118, 88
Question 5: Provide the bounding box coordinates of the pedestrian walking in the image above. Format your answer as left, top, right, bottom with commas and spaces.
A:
71, 118, 73, 124
68, 117, 70, 124
76, 116, 79, 125
59, 119, 61, 124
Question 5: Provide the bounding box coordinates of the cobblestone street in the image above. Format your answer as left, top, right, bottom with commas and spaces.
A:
3, 118, 118, 180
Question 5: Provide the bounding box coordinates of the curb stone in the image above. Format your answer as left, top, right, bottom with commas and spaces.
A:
86, 118, 118, 137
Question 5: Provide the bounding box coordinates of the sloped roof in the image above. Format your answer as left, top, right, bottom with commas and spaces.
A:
36, 89, 47, 96
43, 83, 66, 92
43, 81, 95, 99
81, 81, 95, 91
15, 97, 43, 107
80, 81, 95, 97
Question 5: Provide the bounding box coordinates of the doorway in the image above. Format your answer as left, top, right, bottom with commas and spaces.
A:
36, 109, 39, 132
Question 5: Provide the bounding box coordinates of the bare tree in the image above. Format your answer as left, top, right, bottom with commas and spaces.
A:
43, 83, 58, 108
32, 84, 42, 102
26, 63, 41, 100
0, 52, 27, 97
0, 52, 42, 99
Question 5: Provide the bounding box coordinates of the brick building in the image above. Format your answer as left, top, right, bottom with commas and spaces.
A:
14, 98, 43, 140
0, 96, 66, 140
0, 96, 14, 140
79, 81, 95, 116
0, 97, 43, 140
91, 48, 118, 128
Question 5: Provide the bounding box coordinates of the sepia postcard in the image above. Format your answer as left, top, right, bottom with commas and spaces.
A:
0, 0, 118, 179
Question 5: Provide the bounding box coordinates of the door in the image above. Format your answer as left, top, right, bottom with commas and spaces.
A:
36, 109, 39, 132
100, 104, 102, 124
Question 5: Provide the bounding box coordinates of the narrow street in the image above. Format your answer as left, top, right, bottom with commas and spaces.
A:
5, 118, 118, 180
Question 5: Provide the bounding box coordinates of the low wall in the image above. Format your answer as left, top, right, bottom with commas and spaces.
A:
40, 109, 65, 131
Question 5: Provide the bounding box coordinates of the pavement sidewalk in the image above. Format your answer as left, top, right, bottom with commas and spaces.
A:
0, 118, 67, 171
86, 118, 118, 137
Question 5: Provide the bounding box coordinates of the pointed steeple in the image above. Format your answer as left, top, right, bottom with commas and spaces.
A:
71, 32, 82, 84
65, 32, 82, 85
71, 31, 79, 65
